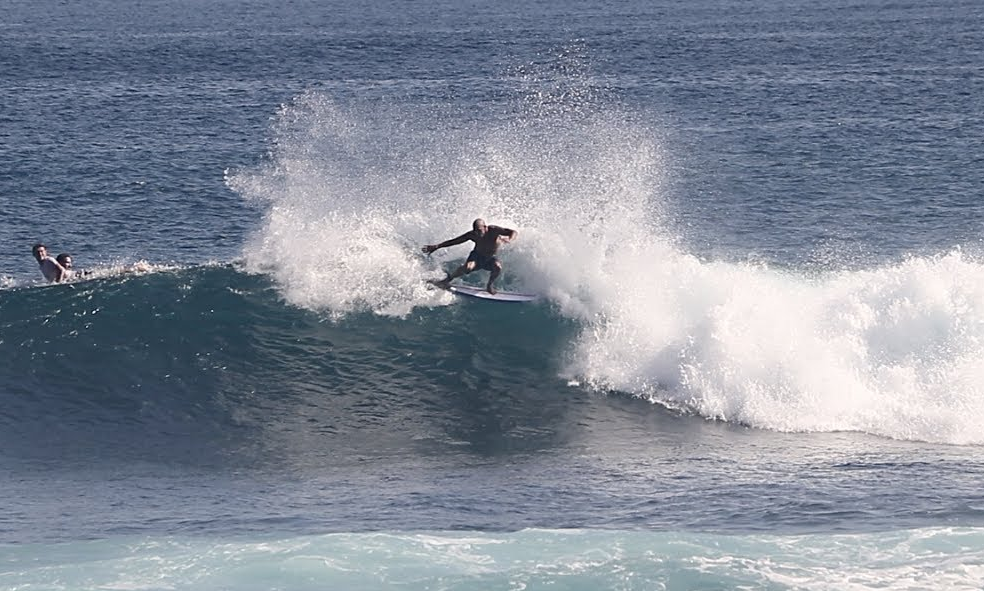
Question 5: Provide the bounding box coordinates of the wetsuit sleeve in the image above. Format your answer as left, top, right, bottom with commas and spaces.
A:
438, 231, 474, 248
490, 225, 516, 238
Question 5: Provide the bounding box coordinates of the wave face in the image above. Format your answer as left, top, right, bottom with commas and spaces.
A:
7, 257, 984, 460
0, 265, 582, 468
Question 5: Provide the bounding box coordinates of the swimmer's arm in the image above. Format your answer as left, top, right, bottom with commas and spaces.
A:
53, 261, 68, 283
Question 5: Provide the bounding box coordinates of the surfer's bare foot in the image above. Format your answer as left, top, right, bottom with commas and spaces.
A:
486, 284, 497, 295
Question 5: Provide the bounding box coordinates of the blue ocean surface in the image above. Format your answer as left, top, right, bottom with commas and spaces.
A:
3, 0, 984, 589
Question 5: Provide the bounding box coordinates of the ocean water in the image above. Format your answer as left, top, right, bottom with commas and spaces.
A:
3, 0, 984, 589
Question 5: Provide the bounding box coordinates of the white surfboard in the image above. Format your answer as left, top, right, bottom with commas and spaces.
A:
428, 280, 538, 302
450, 284, 538, 302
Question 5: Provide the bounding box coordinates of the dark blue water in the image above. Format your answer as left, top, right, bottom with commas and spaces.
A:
3, 0, 984, 588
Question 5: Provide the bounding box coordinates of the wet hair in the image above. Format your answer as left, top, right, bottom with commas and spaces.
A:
472, 218, 486, 231
32, 243, 46, 258
56, 253, 72, 267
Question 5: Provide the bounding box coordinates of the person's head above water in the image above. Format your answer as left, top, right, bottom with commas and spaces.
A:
472, 218, 487, 235
32, 243, 47, 262
56, 253, 73, 269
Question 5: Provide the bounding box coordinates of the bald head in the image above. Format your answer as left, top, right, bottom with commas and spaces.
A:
472, 218, 487, 235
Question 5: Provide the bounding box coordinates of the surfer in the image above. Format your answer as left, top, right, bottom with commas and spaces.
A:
31, 243, 68, 283
422, 218, 518, 295
56, 253, 89, 280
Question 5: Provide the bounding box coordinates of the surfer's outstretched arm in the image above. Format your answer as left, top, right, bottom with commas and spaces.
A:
422, 231, 473, 254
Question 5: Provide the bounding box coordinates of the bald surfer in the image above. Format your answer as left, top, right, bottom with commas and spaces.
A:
422, 218, 518, 295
